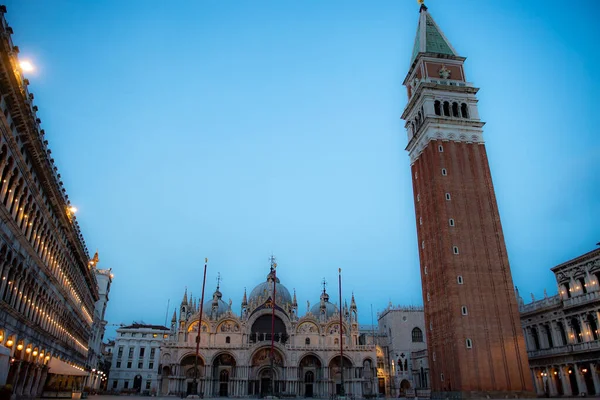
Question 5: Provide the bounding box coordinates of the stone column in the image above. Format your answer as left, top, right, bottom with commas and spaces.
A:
591, 363, 600, 396
574, 364, 587, 395
544, 367, 556, 396
558, 366, 571, 396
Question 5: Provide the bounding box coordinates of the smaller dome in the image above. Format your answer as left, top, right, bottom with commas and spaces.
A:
310, 290, 338, 318
203, 287, 232, 319
310, 301, 338, 318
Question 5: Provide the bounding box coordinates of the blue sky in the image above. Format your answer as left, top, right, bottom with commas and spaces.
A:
5, 0, 599, 338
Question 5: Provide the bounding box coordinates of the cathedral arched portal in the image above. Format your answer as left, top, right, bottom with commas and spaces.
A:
211, 352, 236, 397
328, 355, 354, 396
299, 354, 323, 398
179, 354, 205, 396
249, 347, 285, 397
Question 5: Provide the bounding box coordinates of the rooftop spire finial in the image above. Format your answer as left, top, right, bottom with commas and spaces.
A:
322, 277, 327, 294
216, 272, 221, 290
418, 0, 427, 12
269, 254, 277, 272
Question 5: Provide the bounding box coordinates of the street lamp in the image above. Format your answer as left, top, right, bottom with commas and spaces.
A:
19, 60, 34, 72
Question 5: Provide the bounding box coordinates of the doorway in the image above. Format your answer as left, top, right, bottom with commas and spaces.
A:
219, 370, 229, 397
378, 378, 385, 395
261, 377, 272, 397
305, 371, 314, 397
133, 375, 142, 392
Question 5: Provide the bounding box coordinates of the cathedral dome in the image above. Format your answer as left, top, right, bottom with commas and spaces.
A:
310, 290, 338, 318
248, 270, 292, 308
203, 287, 231, 319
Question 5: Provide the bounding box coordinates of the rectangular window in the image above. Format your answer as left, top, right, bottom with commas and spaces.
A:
127, 362, 132, 369
124, 382, 129, 389
146, 381, 151, 390
417, 194, 420, 202
116, 361, 121, 368
149, 362, 154, 370
139, 347, 145, 357
141, 334, 146, 338
150, 348, 156, 359
461, 306, 468, 315
419, 217, 422, 225
112, 381, 117, 389
117, 347, 123, 357
138, 362, 143, 369
128, 348, 134, 358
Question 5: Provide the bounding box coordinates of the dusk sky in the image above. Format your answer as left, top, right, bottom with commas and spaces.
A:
5, 0, 599, 339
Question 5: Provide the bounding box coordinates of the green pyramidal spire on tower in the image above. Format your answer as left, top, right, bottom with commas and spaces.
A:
410, 4, 457, 65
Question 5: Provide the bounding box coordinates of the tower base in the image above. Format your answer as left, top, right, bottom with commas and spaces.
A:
431, 390, 536, 399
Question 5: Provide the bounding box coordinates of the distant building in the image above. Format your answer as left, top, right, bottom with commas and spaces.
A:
377, 305, 428, 397
519, 247, 600, 396
85, 252, 113, 390
108, 324, 169, 393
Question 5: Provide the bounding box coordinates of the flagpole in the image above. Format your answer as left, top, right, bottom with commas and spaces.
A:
192, 258, 208, 397
338, 268, 345, 398
269, 258, 277, 397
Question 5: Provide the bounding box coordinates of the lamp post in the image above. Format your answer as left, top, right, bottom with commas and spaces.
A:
338, 268, 345, 398
191, 258, 208, 397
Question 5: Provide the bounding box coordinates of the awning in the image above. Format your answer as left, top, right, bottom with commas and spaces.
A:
47, 358, 88, 376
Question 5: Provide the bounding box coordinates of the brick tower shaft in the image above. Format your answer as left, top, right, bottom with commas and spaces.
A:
401, 4, 534, 398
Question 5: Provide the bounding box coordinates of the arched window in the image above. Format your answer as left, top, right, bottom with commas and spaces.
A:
587, 314, 599, 341
564, 283, 572, 298
452, 102, 459, 117
412, 327, 423, 342
305, 337, 310, 346
530, 327, 540, 350
334, 338, 339, 345
443, 101, 450, 116
434, 101, 441, 116
466, 338, 473, 348
398, 359, 403, 372
544, 325, 553, 348
578, 277, 587, 294
225, 336, 230, 344
461, 103, 469, 118
557, 321, 567, 345
571, 318, 582, 343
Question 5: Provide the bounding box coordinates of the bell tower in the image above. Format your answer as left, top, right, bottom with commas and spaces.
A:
401, 4, 534, 398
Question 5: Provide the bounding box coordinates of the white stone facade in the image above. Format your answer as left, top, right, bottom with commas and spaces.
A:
376, 305, 428, 396
108, 324, 169, 393
158, 264, 377, 398
519, 247, 600, 396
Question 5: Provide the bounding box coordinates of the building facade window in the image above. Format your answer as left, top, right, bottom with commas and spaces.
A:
127, 362, 132, 369
445, 193, 451, 200
457, 275, 463, 284
128, 348, 134, 358
412, 327, 423, 342
139, 347, 145, 357
305, 338, 310, 345
461, 306, 468, 315
441, 168, 447, 176
466, 338, 473, 348
438, 145, 443, 152
449, 218, 455, 226
149, 362, 154, 370
453, 246, 459, 254
225, 336, 231, 344
150, 348, 156, 359
138, 362, 143, 369
116, 361, 121, 368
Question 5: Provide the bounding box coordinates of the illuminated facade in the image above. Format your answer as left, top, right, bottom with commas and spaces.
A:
0, 5, 99, 397
158, 262, 377, 398
519, 247, 600, 396
401, 3, 533, 398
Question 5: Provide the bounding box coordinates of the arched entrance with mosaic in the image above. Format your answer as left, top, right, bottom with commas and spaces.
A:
299, 354, 323, 398
211, 352, 236, 397
180, 354, 205, 395
250, 347, 284, 397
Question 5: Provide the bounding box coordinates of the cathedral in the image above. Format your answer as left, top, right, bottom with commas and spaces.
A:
158, 261, 377, 398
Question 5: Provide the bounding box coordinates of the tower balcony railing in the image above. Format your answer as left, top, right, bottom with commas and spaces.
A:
563, 291, 600, 309
520, 295, 562, 314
